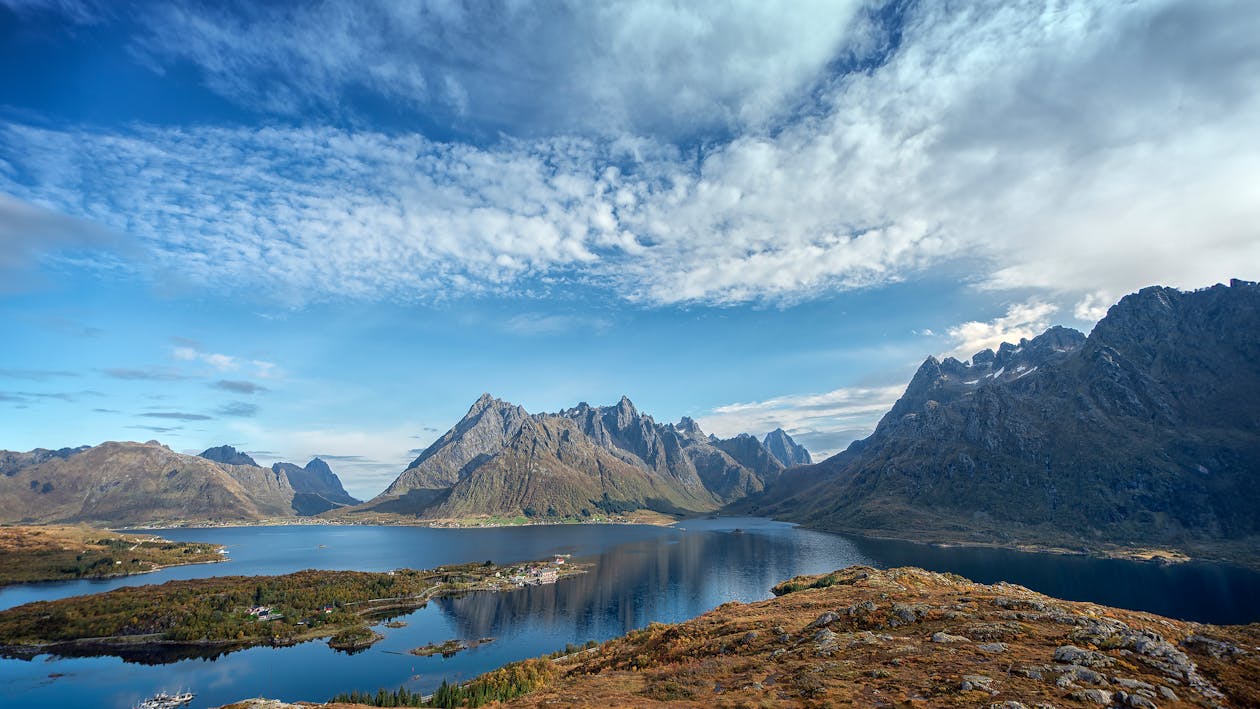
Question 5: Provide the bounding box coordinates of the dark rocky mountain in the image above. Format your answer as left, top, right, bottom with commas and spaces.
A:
353, 395, 806, 520
198, 444, 259, 467
744, 280, 1260, 563
272, 458, 360, 514
200, 444, 359, 514
762, 428, 812, 467
0, 441, 298, 525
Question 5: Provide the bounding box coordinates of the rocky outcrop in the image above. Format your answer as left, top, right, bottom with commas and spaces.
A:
745, 280, 1260, 561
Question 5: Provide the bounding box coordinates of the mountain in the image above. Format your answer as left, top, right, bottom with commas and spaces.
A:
198, 444, 259, 467
353, 395, 804, 520
271, 458, 360, 514
199, 444, 360, 515
762, 428, 811, 467
745, 280, 1260, 562
0, 441, 297, 525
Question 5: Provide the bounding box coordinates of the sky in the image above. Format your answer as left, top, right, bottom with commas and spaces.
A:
1, 0, 1257, 499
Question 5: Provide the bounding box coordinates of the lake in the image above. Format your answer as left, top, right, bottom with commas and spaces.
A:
1, 518, 1258, 708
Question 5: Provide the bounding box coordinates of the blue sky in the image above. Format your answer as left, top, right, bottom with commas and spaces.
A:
1, 0, 1257, 498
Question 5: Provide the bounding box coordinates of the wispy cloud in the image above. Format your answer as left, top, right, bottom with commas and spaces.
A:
128, 1, 869, 139
501, 313, 611, 336
139, 411, 212, 421
212, 380, 267, 395
0, 369, 79, 381
698, 384, 906, 461
126, 424, 182, 434
170, 338, 278, 378
101, 367, 187, 381
215, 402, 258, 418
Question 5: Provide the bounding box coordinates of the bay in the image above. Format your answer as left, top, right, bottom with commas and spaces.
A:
0, 518, 1257, 709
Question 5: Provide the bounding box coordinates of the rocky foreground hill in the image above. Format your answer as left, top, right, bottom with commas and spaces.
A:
222, 565, 1260, 708
744, 280, 1260, 565
0, 441, 357, 525
348, 395, 806, 521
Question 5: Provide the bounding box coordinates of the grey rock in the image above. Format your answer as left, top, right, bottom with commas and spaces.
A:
807, 611, 840, 629
1069, 688, 1112, 705
977, 642, 1008, 653
1054, 644, 1114, 667
960, 675, 995, 693
812, 628, 839, 654
932, 631, 969, 643
1182, 633, 1247, 659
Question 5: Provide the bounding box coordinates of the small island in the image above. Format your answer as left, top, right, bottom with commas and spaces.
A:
0, 558, 584, 660
0, 525, 223, 586
409, 637, 494, 657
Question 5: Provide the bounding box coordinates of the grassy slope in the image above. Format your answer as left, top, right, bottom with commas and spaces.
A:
501, 566, 1260, 707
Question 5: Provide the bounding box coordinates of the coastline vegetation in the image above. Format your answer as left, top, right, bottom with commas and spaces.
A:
330, 657, 558, 707
0, 525, 222, 585
0, 560, 583, 659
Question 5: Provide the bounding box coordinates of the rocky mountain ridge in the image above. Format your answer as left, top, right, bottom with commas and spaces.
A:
353, 395, 808, 520
743, 280, 1260, 564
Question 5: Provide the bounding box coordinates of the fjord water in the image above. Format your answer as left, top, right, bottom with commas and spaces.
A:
2, 520, 1259, 709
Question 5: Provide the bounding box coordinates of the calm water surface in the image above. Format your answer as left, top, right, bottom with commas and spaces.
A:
1, 518, 1257, 709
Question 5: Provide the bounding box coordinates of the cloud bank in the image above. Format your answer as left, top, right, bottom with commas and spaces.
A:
3, 1, 1256, 310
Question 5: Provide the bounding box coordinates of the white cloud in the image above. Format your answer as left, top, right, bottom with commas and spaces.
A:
698, 384, 905, 461
945, 301, 1059, 361
2, 1, 1257, 310
130, 0, 870, 138
1073, 292, 1113, 324
170, 340, 276, 377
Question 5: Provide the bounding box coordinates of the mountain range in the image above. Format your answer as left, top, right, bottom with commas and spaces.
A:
347, 395, 804, 520
0, 442, 359, 525
742, 279, 1260, 561
1, 279, 1254, 566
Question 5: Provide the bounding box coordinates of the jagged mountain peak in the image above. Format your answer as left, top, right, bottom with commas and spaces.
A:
675, 416, 705, 438
762, 429, 812, 467
748, 281, 1260, 564
361, 393, 789, 518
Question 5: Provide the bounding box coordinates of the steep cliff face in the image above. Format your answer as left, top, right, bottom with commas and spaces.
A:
747, 280, 1260, 557
357, 395, 808, 519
